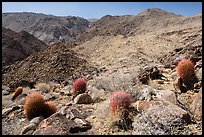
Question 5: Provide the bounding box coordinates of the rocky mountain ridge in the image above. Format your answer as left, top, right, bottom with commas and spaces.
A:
74, 8, 201, 45
2, 12, 89, 45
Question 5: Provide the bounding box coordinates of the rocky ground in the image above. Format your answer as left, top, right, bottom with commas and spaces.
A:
2, 43, 202, 134
2, 8, 202, 135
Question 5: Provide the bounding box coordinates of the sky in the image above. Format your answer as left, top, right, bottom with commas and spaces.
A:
2, 2, 202, 19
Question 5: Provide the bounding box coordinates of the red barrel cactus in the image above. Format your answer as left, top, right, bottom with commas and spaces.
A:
110, 91, 132, 115
72, 78, 87, 97
176, 59, 195, 81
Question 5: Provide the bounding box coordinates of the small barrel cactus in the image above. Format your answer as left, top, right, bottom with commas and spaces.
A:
110, 91, 132, 115
24, 91, 57, 120
72, 78, 87, 97
12, 87, 23, 100
176, 59, 198, 91
176, 59, 195, 81
24, 91, 45, 120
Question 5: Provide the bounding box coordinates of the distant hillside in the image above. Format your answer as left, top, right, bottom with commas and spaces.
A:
2, 27, 48, 73
75, 8, 202, 45
2, 12, 89, 45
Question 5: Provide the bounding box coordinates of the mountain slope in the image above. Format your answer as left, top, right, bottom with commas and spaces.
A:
2, 27, 48, 72
2, 12, 89, 45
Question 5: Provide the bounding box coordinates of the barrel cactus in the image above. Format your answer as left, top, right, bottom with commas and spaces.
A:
176, 59, 198, 91
176, 59, 195, 80
12, 87, 23, 100
110, 91, 132, 115
24, 91, 57, 120
72, 78, 87, 97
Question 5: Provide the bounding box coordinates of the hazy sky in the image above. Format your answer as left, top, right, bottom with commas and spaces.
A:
2, 2, 202, 19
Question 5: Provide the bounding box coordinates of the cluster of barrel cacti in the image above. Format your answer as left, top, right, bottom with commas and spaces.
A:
24, 91, 57, 120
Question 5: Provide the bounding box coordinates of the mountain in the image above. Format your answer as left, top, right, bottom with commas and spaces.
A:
2, 27, 48, 73
75, 8, 202, 45
2, 12, 89, 45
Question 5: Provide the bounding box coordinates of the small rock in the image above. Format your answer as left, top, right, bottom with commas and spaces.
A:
194, 81, 202, 89
2, 105, 20, 117
21, 123, 37, 135
33, 112, 76, 135
88, 86, 106, 102
70, 118, 92, 133
2, 90, 10, 95
44, 94, 53, 101
90, 115, 96, 119
137, 85, 157, 101
157, 89, 177, 104
190, 88, 202, 121
59, 104, 93, 120
30, 116, 44, 125
73, 93, 93, 104
69, 108, 85, 120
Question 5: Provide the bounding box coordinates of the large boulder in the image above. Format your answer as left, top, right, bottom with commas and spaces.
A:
132, 99, 191, 135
